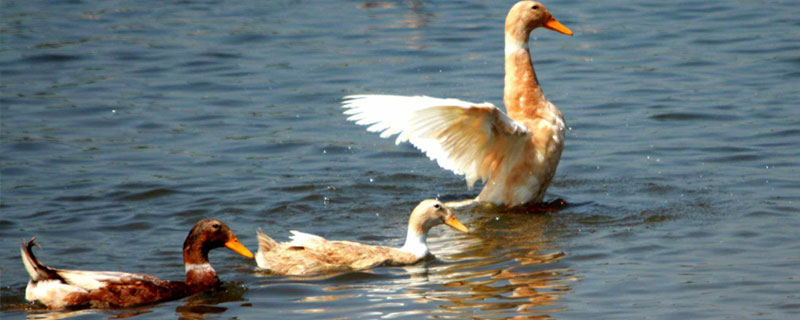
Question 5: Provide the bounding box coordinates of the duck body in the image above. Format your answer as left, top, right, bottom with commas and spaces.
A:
343, 1, 572, 207
256, 200, 468, 276
20, 219, 254, 309
255, 230, 420, 275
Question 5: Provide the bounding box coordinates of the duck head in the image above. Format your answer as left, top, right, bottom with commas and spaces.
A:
183, 219, 254, 267
506, 1, 573, 43
402, 200, 468, 258
410, 199, 469, 234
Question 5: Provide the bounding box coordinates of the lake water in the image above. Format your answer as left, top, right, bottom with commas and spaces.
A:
1, 0, 799, 319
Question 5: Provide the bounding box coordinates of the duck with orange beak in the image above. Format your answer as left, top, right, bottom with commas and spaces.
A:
21, 219, 254, 309
343, 1, 573, 208
256, 200, 468, 275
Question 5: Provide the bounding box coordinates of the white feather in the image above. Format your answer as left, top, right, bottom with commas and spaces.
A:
399, 228, 429, 258
25, 280, 87, 309
57, 270, 150, 290
505, 34, 529, 56
287, 230, 326, 249
20, 246, 45, 281
343, 95, 531, 189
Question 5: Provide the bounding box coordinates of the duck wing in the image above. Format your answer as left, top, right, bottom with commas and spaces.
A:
289, 231, 416, 269
343, 95, 531, 188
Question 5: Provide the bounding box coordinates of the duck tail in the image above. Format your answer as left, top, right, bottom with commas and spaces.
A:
20, 238, 59, 282
256, 228, 279, 252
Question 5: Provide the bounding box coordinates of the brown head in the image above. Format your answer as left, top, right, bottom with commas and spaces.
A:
408, 200, 469, 236
183, 219, 254, 266
505, 1, 573, 42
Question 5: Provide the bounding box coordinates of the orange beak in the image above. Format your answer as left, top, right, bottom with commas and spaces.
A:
444, 216, 469, 233
225, 235, 254, 259
543, 16, 573, 36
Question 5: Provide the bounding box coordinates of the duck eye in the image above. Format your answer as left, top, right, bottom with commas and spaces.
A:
212, 223, 220, 229
532, 5, 539, 10
433, 203, 441, 209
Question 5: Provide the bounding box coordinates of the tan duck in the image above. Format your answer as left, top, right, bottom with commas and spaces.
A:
343, 1, 573, 208
21, 219, 254, 309
255, 199, 468, 275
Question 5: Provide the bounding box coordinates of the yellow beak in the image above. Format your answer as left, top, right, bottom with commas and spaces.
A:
543, 16, 573, 36
225, 236, 254, 259
444, 216, 469, 233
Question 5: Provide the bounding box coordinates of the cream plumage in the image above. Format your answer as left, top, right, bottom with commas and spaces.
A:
343, 1, 573, 207
255, 200, 468, 275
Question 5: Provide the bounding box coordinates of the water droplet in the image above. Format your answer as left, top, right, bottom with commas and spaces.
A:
369, 178, 374, 183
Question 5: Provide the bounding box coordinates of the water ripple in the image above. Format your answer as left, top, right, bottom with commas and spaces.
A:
2, 0, 799, 318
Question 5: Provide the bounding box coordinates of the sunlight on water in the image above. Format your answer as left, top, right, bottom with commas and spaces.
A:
1, 0, 798, 318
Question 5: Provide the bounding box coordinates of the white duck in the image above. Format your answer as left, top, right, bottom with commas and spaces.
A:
255, 199, 468, 275
343, 1, 573, 208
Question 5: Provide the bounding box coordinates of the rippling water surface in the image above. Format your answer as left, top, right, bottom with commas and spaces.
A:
2, 0, 799, 319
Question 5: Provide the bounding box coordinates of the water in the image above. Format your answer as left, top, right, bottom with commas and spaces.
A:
1, 0, 798, 318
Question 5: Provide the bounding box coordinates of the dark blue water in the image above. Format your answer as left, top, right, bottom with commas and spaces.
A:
2, 0, 799, 319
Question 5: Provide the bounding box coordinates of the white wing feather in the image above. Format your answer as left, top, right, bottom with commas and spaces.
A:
57, 270, 155, 290
343, 95, 530, 188
288, 230, 327, 249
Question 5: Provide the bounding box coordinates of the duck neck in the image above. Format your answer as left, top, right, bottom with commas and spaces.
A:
183, 241, 220, 291
400, 224, 429, 259
504, 31, 546, 120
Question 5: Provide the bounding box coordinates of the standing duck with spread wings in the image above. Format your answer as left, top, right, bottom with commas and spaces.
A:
344, 1, 573, 208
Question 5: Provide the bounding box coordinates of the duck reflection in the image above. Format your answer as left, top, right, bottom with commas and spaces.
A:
357, 0, 433, 50
174, 282, 248, 320
17, 281, 246, 320
257, 206, 575, 318
23, 307, 154, 319
407, 208, 575, 318
358, 0, 431, 29
24, 309, 95, 320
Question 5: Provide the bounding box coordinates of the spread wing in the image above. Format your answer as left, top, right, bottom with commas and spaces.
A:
343, 95, 531, 188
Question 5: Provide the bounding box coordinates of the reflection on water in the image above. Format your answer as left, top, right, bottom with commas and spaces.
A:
3, 0, 798, 318
428, 211, 575, 318
25, 310, 97, 320
174, 282, 248, 320
254, 210, 575, 319
17, 282, 248, 320
358, 0, 433, 50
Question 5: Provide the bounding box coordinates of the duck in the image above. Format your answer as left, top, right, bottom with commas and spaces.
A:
255, 199, 468, 275
343, 1, 573, 208
20, 219, 254, 309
